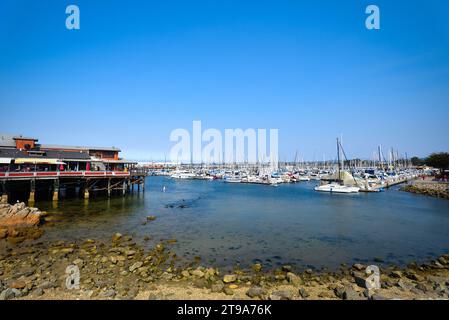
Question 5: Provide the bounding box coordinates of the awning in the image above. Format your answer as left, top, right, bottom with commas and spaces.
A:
14, 158, 66, 165
0, 158, 12, 164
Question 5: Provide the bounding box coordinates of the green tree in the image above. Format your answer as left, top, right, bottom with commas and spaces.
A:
410, 156, 423, 166
425, 152, 449, 172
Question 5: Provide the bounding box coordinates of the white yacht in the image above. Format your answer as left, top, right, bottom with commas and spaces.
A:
170, 171, 196, 179
314, 183, 360, 193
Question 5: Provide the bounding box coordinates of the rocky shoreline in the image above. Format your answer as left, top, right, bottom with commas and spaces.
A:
401, 182, 449, 200
1, 234, 448, 300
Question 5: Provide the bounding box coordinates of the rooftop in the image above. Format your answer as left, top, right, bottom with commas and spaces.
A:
40, 144, 121, 152
0, 134, 17, 148
0, 147, 91, 160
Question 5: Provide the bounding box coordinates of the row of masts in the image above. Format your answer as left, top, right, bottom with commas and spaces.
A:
154, 146, 413, 172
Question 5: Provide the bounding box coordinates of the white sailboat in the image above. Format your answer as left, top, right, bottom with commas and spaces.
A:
314, 138, 360, 194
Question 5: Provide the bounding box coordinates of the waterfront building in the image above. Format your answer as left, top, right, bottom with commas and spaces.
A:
0, 134, 144, 203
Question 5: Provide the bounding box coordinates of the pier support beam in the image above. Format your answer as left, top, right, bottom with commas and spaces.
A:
122, 180, 126, 196
28, 179, 36, 203
107, 178, 111, 197
84, 179, 90, 199
52, 179, 59, 201
1, 181, 7, 204
141, 178, 145, 192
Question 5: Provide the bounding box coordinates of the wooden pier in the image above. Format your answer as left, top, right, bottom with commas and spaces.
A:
0, 170, 147, 204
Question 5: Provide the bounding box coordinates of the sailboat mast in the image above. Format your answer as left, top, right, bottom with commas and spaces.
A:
337, 137, 341, 182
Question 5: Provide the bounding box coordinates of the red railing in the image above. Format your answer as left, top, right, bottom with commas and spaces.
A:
0, 171, 131, 179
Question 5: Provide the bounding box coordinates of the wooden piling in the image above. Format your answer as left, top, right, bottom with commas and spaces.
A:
28, 179, 36, 203
52, 179, 59, 201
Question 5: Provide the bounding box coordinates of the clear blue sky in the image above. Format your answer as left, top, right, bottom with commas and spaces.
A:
0, 0, 448, 161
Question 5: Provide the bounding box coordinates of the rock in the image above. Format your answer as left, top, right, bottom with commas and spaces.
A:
427, 275, 447, 286
334, 287, 346, 299
228, 284, 238, 290
246, 286, 266, 299
223, 287, 234, 295
389, 271, 402, 278
415, 283, 427, 292
371, 294, 388, 300
354, 273, 368, 289
252, 263, 262, 273
32, 288, 44, 296
73, 258, 84, 266
298, 288, 309, 299
269, 290, 293, 300
343, 287, 362, 300
405, 270, 424, 281
396, 279, 410, 291
318, 291, 334, 299
0, 202, 42, 228
125, 250, 136, 256
363, 289, 374, 298
274, 274, 286, 281
112, 233, 122, 242
0, 228, 7, 239
191, 269, 205, 278
10, 280, 26, 289
100, 289, 116, 298
210, 283, 224, 293
146, 216, 156, 221
60, 248, 74, 254
282, 265, 292, 272
181, 270, 190, 278
193, 278, 209, 289
223, 274, 237, 283
286, 272, 301, 285
129, 262, 143, 272
204, 268, 216, 280
353, 263, 365, 271
0, 288, 21, 300
37, 281, 56, 290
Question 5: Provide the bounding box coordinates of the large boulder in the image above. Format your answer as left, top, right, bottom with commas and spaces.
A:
0, 202, 42, 228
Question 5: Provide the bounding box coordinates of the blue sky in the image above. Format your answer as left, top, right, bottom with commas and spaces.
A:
0, 0, 448, 161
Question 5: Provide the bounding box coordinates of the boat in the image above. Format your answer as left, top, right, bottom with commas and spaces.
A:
314, 183, 360, 193
170, 171, 196, 179
224, 177, 242, 183
314, 138, 360, 194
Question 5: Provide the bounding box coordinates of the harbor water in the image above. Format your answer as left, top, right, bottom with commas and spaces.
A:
36, 176, 449, 271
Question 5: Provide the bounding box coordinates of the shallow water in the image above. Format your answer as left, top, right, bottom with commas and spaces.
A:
35, 176, 449, 271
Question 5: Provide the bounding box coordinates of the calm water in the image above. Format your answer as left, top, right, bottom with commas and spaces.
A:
36, 176, 449, 271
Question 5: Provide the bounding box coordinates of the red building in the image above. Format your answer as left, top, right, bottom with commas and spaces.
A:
0, 134, 143, 203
